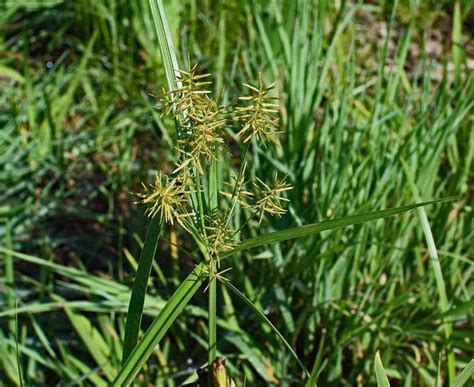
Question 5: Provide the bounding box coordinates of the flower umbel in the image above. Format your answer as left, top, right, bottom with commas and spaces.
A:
204, 214, 236, 268
175, 97, 227, 174
149, 65, 292, 262
160, 63, 227, 174
136, 172, 190, 226
162, 63, 212, 121
252, 174, 292, 224
235, 73, 280, 146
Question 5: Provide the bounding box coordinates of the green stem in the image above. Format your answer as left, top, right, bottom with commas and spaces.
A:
400, 159, 455, 385
224, 143, 251, 226
5, 222, 15, 335
208, 275, 217, 368
195, 171, 207, 237
209, 159, 218, 212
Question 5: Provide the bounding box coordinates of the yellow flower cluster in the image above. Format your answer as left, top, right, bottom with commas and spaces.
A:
137, 64, 292, 263
235, 74, 280, 146
135, 172, 190, 227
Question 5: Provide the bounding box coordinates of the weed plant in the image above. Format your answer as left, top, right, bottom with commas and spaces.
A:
0, 0, 473, 385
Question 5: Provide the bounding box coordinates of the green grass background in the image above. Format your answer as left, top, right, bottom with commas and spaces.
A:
0, 0, 473, 385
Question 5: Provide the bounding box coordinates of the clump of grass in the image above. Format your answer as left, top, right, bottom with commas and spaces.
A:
1, 0, 472, 385
114, 3, 460, 386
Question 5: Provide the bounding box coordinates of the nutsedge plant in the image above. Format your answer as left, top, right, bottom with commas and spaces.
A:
139, 63, 291, 272
120, 63, 452, 386
113, 2, 461, 385
1, 0, 471, 384
129, 63, 294, 382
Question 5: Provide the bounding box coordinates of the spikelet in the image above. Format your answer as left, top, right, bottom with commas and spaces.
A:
160, 63, 227, 174
175, 97, 227, 174
252, 174, 292, 224
161, 64, 211, 117
235, 73, 280, 146
204, 214, 236, 267
136, 172, 191, 228
219, 168, 254, 210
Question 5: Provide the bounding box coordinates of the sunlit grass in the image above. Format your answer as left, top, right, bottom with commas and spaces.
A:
0, 0, 473, 385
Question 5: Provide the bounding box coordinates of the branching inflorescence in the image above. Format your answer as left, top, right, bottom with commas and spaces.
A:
137, 64, 292, 273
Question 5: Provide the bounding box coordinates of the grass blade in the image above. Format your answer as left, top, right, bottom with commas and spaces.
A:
401, 159, 455, 384
374, 351, 391, 387
63, 305, 116, 381
4, 222, 15, 335
222, 198, 456, 258
306, 330, 325, 387
452, 1, 462, 85
0, 65, 25, 84
225, 280, 309, 377
122, 216, 162, 364
113, 263, 206, 386
454, 360, 474, 387
148, 0, 180, 93
0, 247, 129, 295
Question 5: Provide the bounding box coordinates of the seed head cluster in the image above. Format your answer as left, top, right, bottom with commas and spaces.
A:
136, 172, 190, 227
205, 214, 236, 266
161, 64, 226, 174
235, 73, 280, 146
252, 175, 293, 224
137, 64, 292, 269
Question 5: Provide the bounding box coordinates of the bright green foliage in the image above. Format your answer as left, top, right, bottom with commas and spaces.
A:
374, 351, 391, 387
0, 0, 473, 386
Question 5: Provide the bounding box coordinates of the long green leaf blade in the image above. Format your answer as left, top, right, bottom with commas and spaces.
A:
122, 216, 162, 364
374, 351, 391, 387
225, 281, 309, 377
63, 306, 116, 381
113, 263, 206, 386
454, 359, 474, 387
401, 159, 455, 384
149, 0, 180, 93
222, 198, 456, 258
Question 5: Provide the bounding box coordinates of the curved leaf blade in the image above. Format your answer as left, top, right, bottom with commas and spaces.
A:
225, 281, 309, 377
122, 216, 162, 364
374, 351, 391, 387
222, 198, 456, 258
113, 263, 206, 386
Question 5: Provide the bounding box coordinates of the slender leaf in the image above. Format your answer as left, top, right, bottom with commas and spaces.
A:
222, 198, 456, 258
225, 280, 309, 377
113, 263, 206, 386
63, 305, 116, 382
149, 0, 180, 92
401, 159, 455, 384
306, 331, 325, 387
454, 360, 474, 387
0, 247, 129, 295
122, 216, 162, 364
374, 351, 391, 387
0, 65, 25, 84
